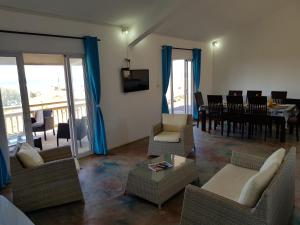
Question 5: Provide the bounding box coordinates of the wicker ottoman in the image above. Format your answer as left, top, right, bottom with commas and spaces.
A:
125, 154, 198, 209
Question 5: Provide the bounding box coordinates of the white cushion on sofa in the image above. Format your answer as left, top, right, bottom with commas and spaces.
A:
260, 148, 286, 172
17, 143, 44, 168
238, 163, 278, 207
162, 114, 187, 132
154, 131, 180, 143
202, 164, 258, 201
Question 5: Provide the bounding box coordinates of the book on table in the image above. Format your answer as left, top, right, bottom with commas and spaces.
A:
148, 161, 173, 172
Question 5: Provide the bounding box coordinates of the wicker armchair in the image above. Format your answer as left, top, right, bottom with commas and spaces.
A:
10, 146, 84, 212
180, 147, 296, 225
148, 114, 194, 157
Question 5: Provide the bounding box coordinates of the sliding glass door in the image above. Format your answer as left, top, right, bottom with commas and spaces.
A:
0, 56, 26, 146
68, 57, 91, 156
0, 53, 91, 157
167, 59, 193, 114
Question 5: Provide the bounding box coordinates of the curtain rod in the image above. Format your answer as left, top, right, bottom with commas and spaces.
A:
0, 29, 101, 41
173, 47, 193, 51
162, 46, 193, 51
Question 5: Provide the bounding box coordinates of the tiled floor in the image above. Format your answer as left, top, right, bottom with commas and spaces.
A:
2, 124, 300, 225
33, 130, 91, 155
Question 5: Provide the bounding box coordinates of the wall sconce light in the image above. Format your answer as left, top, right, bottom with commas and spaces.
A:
212, 41, 220, 48
121, 26, 129, 35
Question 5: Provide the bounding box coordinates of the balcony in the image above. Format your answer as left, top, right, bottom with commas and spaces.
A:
4, 100, 90, 155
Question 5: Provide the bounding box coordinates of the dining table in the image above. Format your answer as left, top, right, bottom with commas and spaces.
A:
200, 104, 297, 143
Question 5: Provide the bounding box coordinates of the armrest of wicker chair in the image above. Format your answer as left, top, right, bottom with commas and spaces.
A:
39, 146, 73, 162
12, 158, 77, 184
150, 123, 162, 137
180, 124, 193, 143
231, 151, 268, 171
180, 184, 254, 225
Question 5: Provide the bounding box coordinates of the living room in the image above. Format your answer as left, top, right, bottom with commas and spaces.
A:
0, 0, 299, 225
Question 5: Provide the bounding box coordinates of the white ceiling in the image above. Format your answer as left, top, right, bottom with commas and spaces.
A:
0, 0, 293, 42
0, 0, 167, 27
156, 0, 291, 41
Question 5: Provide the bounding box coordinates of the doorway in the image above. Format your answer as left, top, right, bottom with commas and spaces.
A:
167, 59, 193, 114
0, 53, 91, 157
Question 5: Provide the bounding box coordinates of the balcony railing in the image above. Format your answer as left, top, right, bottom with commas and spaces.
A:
4, 100, 87, 135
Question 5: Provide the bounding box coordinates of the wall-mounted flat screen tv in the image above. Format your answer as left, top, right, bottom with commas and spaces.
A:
121, 69, 149, 93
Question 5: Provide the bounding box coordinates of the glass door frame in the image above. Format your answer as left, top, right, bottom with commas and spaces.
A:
0, 51, 92, 159
0, 51, 33, 149
65, 54, 92, 158
169, 59, 194, 114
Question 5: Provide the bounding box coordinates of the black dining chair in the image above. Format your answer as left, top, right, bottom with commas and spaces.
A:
225, 95, 245, 137
284, 98, 300, 141
194, 92, 204, 128
247, 90, 262, 100
247, 96, 269, 141
271, 91, 287, 104
228, 90, 243, 96
207, 95, 224, 135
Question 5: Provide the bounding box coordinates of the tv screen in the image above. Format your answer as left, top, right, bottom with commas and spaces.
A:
122, 69, 149, 93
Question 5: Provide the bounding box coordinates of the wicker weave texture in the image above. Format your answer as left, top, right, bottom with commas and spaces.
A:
10, 146, 84, 212
180, 147, 296, 225
126, 155, 198, 207
148, 115, 194, 157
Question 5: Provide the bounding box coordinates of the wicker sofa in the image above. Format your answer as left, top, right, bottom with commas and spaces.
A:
180, 147, 296, 225
148, 114, 194, 157
10, 146, 84, 212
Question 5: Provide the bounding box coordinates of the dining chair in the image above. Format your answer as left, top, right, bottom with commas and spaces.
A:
228, 90, 243, 96
247, 96, 269, 141
225, 95, 245, 137
247, 90, 262, 100
207, 95, 224, 135
284, 98, 300, 141
194, 92, 204, 128
271, 91, 287, 104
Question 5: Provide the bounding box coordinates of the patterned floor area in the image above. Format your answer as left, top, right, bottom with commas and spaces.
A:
2, 125, 300, 225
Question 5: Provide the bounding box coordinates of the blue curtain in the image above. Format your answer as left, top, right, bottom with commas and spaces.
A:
84, 36, 108, 155
192, 48, 202, 120
162, 45, 172, 113
0, 148, 10, 189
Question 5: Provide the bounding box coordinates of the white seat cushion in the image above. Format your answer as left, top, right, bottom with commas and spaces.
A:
162, 114, 187, 132
238, 162, 278, 207
154, 131, 181, 143
202, 164, 258, 202
260, 148, 286, 172
17, 143, 44, 168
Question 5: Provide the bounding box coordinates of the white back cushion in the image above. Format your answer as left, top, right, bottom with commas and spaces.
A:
260, 148, 286, 172
17, 143, 44, 168
238, 163, 278, 207
162, 114, 188, 132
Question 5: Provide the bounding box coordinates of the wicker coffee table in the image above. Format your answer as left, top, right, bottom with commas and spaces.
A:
125, 154, 198, 209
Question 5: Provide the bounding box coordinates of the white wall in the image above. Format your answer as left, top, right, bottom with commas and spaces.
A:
0, 9, 212, 155
212, 0, 300, 98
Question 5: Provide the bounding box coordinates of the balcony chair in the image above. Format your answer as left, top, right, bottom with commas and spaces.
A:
148, 114, 194, 157
57, 117, 88, 147
10, 145, 84, 212
31, 109, 55, 141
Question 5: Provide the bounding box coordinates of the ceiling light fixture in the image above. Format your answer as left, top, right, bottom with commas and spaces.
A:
121, 26, 129, 35
212, 41, 220, 48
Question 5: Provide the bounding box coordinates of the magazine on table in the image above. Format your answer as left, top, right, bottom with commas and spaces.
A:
148, 161, 173, 172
